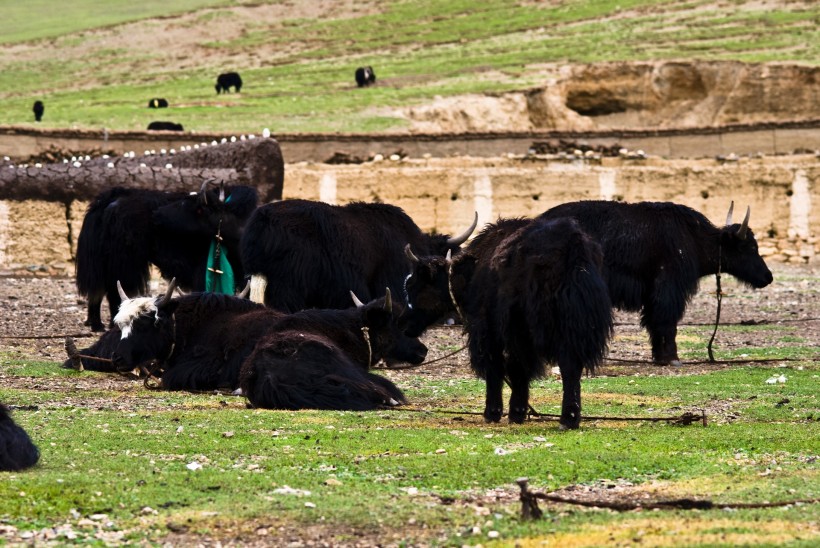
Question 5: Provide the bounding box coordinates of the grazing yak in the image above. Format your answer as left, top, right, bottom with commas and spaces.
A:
241, 199, 477, 312
76, 181, 258, 331
148, 98, 169, 108
355, 66, 376, 87
538, 201, 773, 365
32, 100, 44, 122
147, 121, 183, 131
404, 217, 613, 429
96, 280, 424, 409
215, 72, 242, 94
0, 404, 40, 471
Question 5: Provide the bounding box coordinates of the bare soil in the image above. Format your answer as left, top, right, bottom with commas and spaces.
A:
1, 262, 817, 386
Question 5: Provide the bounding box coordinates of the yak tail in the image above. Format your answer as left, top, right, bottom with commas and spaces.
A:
249, 274, 268, 304
241, 357, 406, 411
528, 233, 614, 375
0, 405, 40, 472
75, 196, 111, 296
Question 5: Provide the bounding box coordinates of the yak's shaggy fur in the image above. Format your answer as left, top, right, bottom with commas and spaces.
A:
405, 217, 613, 429
539, 201, 773, 364
0, 405, 40, 471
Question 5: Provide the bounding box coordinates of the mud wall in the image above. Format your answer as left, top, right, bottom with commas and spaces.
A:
0, 155, 817, 275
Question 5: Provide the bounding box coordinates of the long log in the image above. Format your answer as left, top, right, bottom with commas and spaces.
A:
0, 137, 284, 202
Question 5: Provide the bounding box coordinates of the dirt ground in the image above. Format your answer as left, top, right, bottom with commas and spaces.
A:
1, 262, 816, 384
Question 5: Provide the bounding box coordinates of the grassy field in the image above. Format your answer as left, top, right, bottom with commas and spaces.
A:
0, 0, 817, 133
1, 347, 818, 544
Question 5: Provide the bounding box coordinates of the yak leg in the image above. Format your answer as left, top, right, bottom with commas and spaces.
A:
642, 285, 684, 365
559, 364, 582, 430
84, 290, 106, 332
507, 371, 530, 424
483, 365, 504, 423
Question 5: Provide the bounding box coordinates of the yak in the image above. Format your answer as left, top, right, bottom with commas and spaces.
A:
215, 72, 242, 94
403, 217, 613, 429
76, 180, 258, 331
355, 66, 376, 87
32, 100, 44, 122
98, 280, 424, 409
148, 98, 169, 108
241, 199, 477, 312
538, 201, 773, 365
147, 121, 183, 131
0, 404, 40, 471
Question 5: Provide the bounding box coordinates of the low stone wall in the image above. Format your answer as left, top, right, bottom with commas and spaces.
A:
0, 155, 816, 275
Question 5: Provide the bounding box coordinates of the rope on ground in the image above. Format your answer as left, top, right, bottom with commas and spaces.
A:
515, 477, 819, 519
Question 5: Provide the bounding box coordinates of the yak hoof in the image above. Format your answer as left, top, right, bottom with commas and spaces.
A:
232, 388, 244, 396
558, 422, 580, 431
484, 409, 502, 423
509, 408, 527, 424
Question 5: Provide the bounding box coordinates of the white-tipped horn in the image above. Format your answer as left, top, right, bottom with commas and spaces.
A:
738, 206, 751, 240
725, 200, 735, 226
384, 288, 392, 314
350, 290, 366, 308
218, 181, 226, 203
237, 280, 251, 299
446, 211, 479, 246
117, 280, 129, 301
404, 243, 420, 263
445, 249, 452, 263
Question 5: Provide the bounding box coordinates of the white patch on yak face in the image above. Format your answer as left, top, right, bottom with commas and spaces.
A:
114, 297, 158, 339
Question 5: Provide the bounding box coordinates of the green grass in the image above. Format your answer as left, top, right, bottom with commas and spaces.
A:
1, 354, 818, 545
0, 0, 817, 133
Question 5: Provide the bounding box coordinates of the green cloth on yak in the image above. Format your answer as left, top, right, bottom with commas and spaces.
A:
205, 239, 234, 294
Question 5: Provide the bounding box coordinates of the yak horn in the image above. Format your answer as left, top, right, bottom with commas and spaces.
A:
350, 291, 366, 308
156, 278, 177, 308
116, 280, 129, 301
446, 211, 478, 246
199, 178, 218, 205
218, 180, 226, 203
404, 243, 420, 263
237, 280, 251, 299
737, 206, 751, 240
725, 201, 735, 226
384, 288, 393, 314
445, 249, 453, 263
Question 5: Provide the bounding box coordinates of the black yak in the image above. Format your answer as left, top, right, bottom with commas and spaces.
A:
147, 121, 183, 131
241, 199, 477, 312
148, 98, 169, 108
99, 280, 424, 410
32, 100, 44, 122
355, 66, 376, 87
75, 181, 258, 331
215, 72, 242, 94
538, 201, 773, 365
0, 405, 40, 471
404, 217, 613, 429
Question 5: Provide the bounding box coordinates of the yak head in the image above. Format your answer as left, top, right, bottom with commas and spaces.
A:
401, 245, 477, 338
153, 180, 259, 246
111, 279, 179, 371
719, 202, 773, 289
351, 289, 428, 366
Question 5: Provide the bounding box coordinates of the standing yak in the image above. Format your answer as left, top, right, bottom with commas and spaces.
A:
76, 181, 258, 331
538, 201, 773, 365
32, 100, 44, 122
241, 199, 477, 312
355, 66, 376, 87
403, 217, 613, 429
215, 72, 242, 94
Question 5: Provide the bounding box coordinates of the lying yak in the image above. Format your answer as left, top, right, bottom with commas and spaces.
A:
76, 180, 258, 331
404, 217, 613, 429
77, 280, 425, 410
241, 199, 477, 311
538, 201, 773, 365
0, 404, 40, 471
